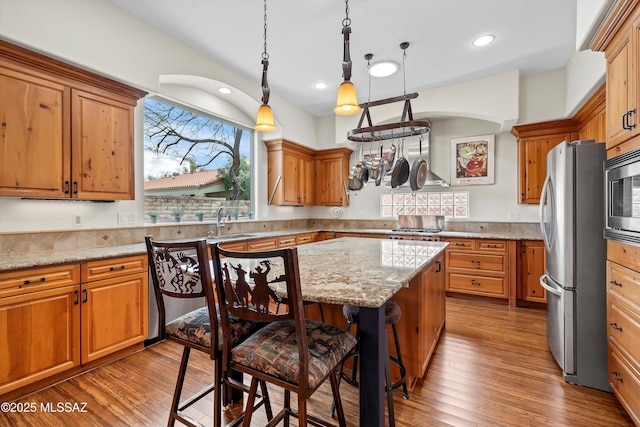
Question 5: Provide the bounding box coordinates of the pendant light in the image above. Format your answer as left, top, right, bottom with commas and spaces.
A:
254, 0, 276, 132
334, 0, 361, 115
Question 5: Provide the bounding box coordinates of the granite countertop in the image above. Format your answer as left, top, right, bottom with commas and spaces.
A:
294, 238, 448, 308
0, 227, 538, 272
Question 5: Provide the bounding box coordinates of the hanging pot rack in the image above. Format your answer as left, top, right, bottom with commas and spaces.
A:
346, 92, 430, 142
347, 42, 430, 142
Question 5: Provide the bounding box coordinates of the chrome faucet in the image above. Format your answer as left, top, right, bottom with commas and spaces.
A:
216, 206, 227, 237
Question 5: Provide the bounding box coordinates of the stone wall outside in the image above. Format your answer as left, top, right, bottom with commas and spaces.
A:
144, 195, 251, 222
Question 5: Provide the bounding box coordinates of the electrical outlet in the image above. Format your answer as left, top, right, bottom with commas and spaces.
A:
118, 212, 136, 224
72, 214, 82, 227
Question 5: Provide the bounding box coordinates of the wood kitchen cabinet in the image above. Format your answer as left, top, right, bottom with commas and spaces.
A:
0, 255, 148, 396
317, 252, 446, 390
265, 139, 353, 206
80, 255, 148, 363
0, 40, 145, 200
606, 241, 640, 425
592, 2, 640, 149
443, 237, 511, 301
511, 86, 605, 204
314, 148, 352, 206
511, 120, 577, 204
0, 265, 81, 395
519, 240, 546, 304
266, 139, 316, 206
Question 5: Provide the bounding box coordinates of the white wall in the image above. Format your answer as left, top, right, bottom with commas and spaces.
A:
310, 117, 539, 223
0, 0, 606, 231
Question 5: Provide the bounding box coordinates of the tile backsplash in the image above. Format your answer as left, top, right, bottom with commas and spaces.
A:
380, 192, 470, 219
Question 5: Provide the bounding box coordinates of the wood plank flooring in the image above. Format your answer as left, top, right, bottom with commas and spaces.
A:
0, 298, 633, 426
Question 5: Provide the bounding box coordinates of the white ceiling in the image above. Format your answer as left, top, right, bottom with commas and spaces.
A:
108, 0, 583, 118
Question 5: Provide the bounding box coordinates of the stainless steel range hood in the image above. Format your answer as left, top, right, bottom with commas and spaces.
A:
406, 129, 450, 187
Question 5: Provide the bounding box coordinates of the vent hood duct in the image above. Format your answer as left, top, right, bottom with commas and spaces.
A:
406, 128, 450, 187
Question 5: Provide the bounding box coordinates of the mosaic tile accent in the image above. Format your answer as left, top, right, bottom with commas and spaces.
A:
381, 191, 469, 219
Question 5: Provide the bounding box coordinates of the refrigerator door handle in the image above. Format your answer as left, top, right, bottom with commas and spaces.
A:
539, 174, 553, 250
540, 274, 561, 296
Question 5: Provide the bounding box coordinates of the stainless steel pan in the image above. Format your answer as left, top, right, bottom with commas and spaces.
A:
410, 136, 427, 192
391, 139, 409, 188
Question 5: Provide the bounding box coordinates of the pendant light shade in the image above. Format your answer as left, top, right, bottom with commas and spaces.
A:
334, 81, 361, 115
255, 103, 276, 131
334, 0, 360, 116
254, 0, 276, 132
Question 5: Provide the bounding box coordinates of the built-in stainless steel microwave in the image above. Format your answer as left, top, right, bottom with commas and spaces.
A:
605, 146, 640, 246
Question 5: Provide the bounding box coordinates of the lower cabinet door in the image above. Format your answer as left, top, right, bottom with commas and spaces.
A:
80, 273, 148, 363
0, 285, 81, 395
609, 345, 640, 425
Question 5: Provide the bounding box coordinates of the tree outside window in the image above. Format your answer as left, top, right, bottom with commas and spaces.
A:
143, 98, 252, 222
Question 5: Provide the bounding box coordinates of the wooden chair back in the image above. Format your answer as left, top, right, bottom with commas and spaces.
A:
210, 243, 310, 389
145, 236, 218, 349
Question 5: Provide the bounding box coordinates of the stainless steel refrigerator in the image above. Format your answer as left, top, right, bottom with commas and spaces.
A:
539, 139, 610, 392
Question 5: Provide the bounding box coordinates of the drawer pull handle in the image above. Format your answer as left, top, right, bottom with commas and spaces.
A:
109, 266, 126, 271
609, 322, 623, 332
471, 279, 481, 286
74, 289, 80, 305
436, 261, 442, 273
24, 277, 46, 285
610, 371, 623, 382
609, 280, 622, 287
82, 289, 88, 303
486, 244, 497, 248
455, 243, 466, 246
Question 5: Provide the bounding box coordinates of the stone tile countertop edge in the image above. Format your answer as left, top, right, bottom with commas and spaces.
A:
0, 228, 542, 272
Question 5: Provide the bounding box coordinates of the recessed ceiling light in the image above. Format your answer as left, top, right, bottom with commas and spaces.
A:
218, 87, 232, 94
472, 35, 495, 47
369, 61, 399, 77
314, 81, 329, 90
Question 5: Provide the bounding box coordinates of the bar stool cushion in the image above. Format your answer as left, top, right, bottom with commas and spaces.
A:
231, 319, 357, 390
165, 306, 260, 350
343, 301, 402, 325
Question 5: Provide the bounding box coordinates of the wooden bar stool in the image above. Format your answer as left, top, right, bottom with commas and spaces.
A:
331, 301, 409, 427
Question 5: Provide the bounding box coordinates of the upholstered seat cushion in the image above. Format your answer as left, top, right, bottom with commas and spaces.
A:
165, 306, 260, 350
343, 301, 402, 325
231, 319, 357, 390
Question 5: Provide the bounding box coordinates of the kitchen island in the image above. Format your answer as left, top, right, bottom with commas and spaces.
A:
292, 237, 448, 427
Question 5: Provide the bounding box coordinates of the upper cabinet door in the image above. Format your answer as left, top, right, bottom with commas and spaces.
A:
607, 29, 635, 148
0, 69, 70, 198
71, 89, 135, 200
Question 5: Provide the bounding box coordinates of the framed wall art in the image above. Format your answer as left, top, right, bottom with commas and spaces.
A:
450, 134, 495, 185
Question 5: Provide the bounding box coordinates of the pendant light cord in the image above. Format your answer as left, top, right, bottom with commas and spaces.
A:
343, 0, 351, 27
402, 44, 407, 96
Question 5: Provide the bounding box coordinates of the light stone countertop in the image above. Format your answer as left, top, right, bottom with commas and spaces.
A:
293, 238, 448, 308
0, 226, 537, 272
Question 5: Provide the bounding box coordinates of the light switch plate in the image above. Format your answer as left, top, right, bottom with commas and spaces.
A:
118, 212, 136, 224
72, 213, 82, 227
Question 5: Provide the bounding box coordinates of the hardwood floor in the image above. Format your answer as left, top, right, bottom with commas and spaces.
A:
0, 298, 633, 426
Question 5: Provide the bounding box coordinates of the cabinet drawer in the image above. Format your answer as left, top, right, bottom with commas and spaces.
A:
218, 241, 247, 251
278, 235, 297, 248
447, 252, 506, 274
447, 273, 506, 297
247, 238, 278, 251
609, 345, 640, 426
296, 232, 318, 244
446, 238, 475, 250
477, 239, 507, 252
0, 264, 80, 297
608, 296, 640, 368
608, 261, 640, 312
81, 255, 147, 283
